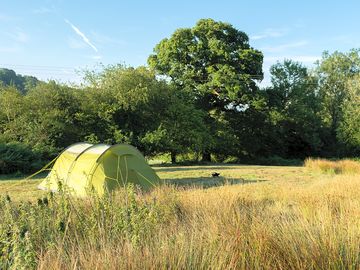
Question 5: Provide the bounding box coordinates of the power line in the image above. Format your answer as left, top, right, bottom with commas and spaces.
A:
0, 64, 84, 80
0, 64, 353, 86
0, 63, 78, 71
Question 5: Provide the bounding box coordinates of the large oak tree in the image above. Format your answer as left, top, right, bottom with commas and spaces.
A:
148, 18, 263, 160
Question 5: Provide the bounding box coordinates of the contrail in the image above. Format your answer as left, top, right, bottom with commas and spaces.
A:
64, 19, 98, 52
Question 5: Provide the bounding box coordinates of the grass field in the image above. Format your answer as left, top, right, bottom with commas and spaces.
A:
0, 164, 309, 201
1, 162, 360, 269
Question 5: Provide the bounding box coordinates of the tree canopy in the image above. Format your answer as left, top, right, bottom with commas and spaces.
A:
148, 18, 264, 161
148, 18, 263, 107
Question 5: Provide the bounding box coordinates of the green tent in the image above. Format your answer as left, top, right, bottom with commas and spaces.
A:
38, 143, 161, 197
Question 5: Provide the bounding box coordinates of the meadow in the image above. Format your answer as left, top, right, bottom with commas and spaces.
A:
0, 160, 360, 269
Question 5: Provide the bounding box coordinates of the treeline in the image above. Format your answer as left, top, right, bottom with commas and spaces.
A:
1, 19, 360, 173
0, 68, 39, 94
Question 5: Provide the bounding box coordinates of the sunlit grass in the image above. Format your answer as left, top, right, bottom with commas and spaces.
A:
305, 158, 360, 174
1, 163, 360, 269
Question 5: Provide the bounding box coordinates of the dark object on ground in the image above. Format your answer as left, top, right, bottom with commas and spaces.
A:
212, 172, 220, 177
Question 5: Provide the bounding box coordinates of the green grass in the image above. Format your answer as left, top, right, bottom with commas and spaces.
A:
0, 172, 48, 201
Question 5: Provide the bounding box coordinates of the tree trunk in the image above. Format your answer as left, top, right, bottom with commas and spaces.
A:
171, 152, 177, 164
202, 152, 211, 162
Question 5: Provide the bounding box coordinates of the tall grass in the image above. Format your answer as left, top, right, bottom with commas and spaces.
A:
305, 158, 360, 174
1, 171, 360, 269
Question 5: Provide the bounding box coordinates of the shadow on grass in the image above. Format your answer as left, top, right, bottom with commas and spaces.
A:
154, 164, 253, 172
164, 176, 267, 189
0, 171, 48, 181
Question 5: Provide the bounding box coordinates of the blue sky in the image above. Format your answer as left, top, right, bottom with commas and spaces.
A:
1, 0, 360, 85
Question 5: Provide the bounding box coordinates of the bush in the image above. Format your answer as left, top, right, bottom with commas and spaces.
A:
255, 155, 303, 166
227, 155, 303, 166
0, 143, 44, 174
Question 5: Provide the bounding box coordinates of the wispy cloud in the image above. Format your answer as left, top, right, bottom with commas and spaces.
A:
90, 55, 102, 60
0, 46, 21, 53
64, 19, 98, 52
67, 37, 87, 49
85, 54, 102, 60
261, 41, 309, 53
332, 35, 360, 47
60, 68, 75, 75
0, 13, 19, 22
91, 31, 125, 46
9, 28, 28, 43
32, 7, 53, 14
250, 28, 288, 40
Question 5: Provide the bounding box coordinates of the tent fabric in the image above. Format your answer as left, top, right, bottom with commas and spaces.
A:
38, 143, 161, 197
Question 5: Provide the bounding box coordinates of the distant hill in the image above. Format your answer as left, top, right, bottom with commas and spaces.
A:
0, 68, 40, 94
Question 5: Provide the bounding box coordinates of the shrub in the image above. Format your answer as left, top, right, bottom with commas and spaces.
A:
228, 155, 303, 166
0, 143, 44, 174
255, 155, 303, 166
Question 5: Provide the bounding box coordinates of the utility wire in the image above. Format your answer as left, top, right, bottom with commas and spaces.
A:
0, 63, 78, 70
